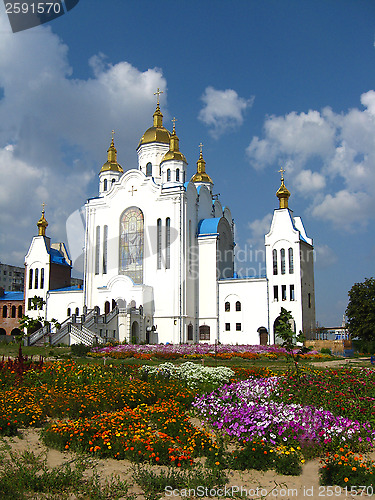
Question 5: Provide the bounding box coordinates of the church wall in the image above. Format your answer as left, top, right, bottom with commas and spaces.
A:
265, 209, 309, 342
49, 263, 71, 291
197, 235, 218, 342
219, 278, 268, 344
24, 236, 51, 321
47, 290, 84, 324
300, 241, 316, 339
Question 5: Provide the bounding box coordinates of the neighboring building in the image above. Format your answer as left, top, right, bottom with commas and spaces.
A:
0, 287, 24, 336
0, 263, 25, 292
24, 96, 316, 346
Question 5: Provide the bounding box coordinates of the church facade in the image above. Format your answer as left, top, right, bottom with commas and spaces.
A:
24, 98, 316, 346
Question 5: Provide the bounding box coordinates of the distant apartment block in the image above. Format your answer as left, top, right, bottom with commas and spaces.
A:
0, 262, 25, 292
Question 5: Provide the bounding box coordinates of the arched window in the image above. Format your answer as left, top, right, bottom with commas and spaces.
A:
176, 168, 180, 182
225, 301, 230, 312
112, 299, 116, 310
288, 247, 294, 274
18, 305, 23, 318
272, 250, 277, 275
280, 248, 285, 275
11, 305, 16, 318
29, 269, 33, 289
95, 226, 100, 275
2, 305, 7, 318
40, 268, 44, 289
187, 323, 194, 341
104, 301, 110, 314
157, 218, 162, 269
119, 207, 144, 284
112, 178, 115, 184
103, 225, 108, 274
199, 325, 210, 341
167, 169, 171, 182
236, 301, 241, 311
75, 307, 79, 316
165, 218, 171, 269
34, 268, 39, 289
103, 179, 107, 191
67, 308, 71, 317
146, 162, 152, 176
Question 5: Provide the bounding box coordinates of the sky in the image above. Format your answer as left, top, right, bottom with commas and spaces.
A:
0, 0, 374, 328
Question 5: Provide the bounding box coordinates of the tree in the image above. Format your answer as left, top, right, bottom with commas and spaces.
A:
19, 295, 60, 343
275, 307, 307, 376
346, 277, 375, 342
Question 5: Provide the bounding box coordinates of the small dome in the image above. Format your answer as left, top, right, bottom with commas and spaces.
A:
37, 207, 48, 236
191, 150, 213, 184
276, 176, 291, 209
100, 137, 124, 173
137, 103, 170, 148
161, 122, 187, 163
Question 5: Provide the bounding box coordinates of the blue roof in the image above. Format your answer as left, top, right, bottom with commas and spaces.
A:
0, 291, 24, 301
197, 218, 221, 236
49, 285, 82, 292
49, 248, 70, 266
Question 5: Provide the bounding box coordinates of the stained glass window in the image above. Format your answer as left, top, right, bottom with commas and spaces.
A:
119, 207, 144, 284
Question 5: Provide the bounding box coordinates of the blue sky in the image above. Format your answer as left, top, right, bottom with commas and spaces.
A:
0, 0, 374, 327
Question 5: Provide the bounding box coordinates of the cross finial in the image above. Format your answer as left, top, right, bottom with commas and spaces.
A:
171, 117, 177, 132
199, 142, 204, 154
154, 88, 163, 105
41, 202, 46, 214
278, 167, 286, 181
111, 129, 115, 141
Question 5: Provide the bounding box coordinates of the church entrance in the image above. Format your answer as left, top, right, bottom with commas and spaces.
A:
257, 326, 268, 345
131, 321, 140, 344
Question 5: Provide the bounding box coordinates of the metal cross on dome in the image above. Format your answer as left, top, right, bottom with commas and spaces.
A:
278, 167, 286, 180
154, 88, 163, 105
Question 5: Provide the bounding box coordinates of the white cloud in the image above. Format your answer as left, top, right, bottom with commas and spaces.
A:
246, 91, 375, 229
198, 86, 253, 138
295, 169, 326, 193
311, 190, 372, 230
314, 244, 337, 269
0, 16, 167, 265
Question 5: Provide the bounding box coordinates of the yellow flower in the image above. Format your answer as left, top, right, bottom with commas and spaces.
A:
344, 478, 349, 483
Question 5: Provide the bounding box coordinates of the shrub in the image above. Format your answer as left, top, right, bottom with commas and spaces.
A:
70, 343, 91, 357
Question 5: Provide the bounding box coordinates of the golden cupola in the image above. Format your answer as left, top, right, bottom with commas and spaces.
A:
276, 169, 291, 209
37, 205, 48, 237
137, 102, 171, 148
100, 136, 124, 173
161, 120, 187, 163
191, 146, 213, 185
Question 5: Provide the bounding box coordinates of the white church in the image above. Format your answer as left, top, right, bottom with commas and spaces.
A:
24, 95, 316, 346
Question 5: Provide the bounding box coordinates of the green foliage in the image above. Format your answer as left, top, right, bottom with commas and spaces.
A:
346, 277, 375, 342
231, 439, 274, 471
273, 447, 302, 476
320, 448, 375, 488
320, 347, 332, 355
133, 463, 226, 500
70, 343, 92, 357
0, 449, 133, 500
275, 307, 307, 375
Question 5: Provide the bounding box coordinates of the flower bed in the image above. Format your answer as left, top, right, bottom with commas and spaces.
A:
192, 377, 375, 453
139, 361, 235, 388
89, 343, 324, 360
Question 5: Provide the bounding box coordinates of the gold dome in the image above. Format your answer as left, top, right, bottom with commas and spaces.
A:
137, 103, 171, 148
276, 171, 291, 209
37, 206, 48, 236
161, 120, 187, 163
191, 149, 213, 184
100, 136, 123, 173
